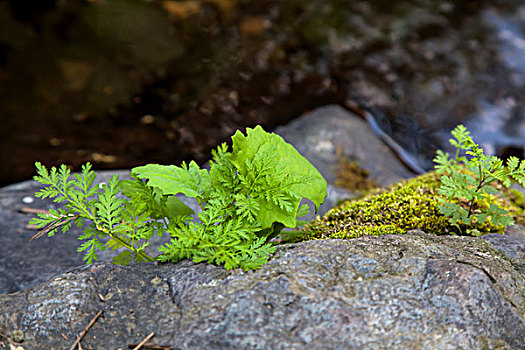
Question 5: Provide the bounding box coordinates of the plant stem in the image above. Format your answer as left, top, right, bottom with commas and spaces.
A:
466, 170, 486, 219
97, 225, 155, 262
114, 235, 155, 262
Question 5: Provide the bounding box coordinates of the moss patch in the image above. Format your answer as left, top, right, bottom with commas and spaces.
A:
302, 171, 524, 241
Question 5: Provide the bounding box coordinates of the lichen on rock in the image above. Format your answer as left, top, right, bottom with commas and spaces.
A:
303, 171, 524, 241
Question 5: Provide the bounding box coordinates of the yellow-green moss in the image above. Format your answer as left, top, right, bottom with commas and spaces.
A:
302, 171, 524, 241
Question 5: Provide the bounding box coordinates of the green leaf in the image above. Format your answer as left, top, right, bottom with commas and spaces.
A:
487, 203, 514, 227
296, 204, 310, 218
132, 161, 211, 200
165, 196, 195, 218
120, 177, 194, 219
77, 229, 105, 264
230, 125, 327, 228
433, 150, 453, 174
209, 143, 240, 191
113, 250, 133, 266
433, 124, 525, 234
95, 175, 125, 231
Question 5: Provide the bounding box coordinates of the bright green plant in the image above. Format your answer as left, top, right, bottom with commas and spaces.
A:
29, 126, 327, 270
433, 124, 525, 234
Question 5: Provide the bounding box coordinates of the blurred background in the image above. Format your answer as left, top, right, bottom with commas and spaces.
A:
0, 0, 524, 186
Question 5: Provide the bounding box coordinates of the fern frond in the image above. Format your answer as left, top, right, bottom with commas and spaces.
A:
77, 226, 105, 264
433, 124, 525, 232
95, 175, 125, 231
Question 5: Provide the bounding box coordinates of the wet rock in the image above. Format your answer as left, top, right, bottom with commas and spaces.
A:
0, 232, 524, 349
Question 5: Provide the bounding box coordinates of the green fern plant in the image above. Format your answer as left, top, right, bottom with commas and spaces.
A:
29, 163, 165, 264
433, 124, 525, 234
29, 126, 327, 270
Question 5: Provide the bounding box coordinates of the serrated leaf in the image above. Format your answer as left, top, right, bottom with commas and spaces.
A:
32, 125, 329, 271
296, 204, 310, 218
230, 125, 327, 228
434, 124, 525, 234
120, 178, 194, 219
105, 237, 126, 251
507, 156, 519, 171
164, 196, 195, 218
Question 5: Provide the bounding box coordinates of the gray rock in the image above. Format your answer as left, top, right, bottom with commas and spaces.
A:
1, 232, 524, 349
0, 182, 86, 294
482, 225, 525, 275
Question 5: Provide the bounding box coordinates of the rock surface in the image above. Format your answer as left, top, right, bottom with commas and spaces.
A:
1, 232, 524, 349
0, 105, 411, 294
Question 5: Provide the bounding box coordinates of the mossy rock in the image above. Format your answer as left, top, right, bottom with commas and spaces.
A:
302, 171, 525, 241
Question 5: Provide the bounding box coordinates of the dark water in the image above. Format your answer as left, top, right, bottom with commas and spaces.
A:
0, 0, 523, 186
